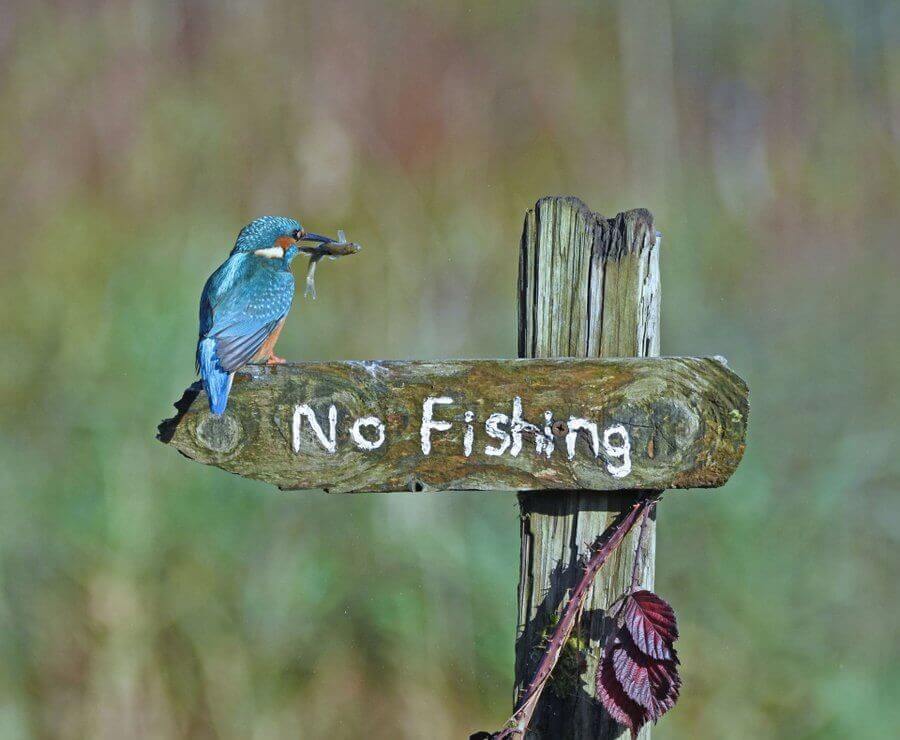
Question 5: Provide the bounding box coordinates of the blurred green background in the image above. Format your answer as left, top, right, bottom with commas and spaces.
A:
1, 1, 898, 737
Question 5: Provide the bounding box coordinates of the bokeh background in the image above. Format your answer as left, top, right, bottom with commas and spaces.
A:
2, 1, 898, 737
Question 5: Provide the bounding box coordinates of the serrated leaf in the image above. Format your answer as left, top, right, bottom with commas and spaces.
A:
646, 660, 681, 716
597, 645, 647, 735
611, 636, 653, 709
597, 590, 682, 735
623, 590, 678, 661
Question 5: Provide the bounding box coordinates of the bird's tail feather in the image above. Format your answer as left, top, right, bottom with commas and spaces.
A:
198, 337, 233, 415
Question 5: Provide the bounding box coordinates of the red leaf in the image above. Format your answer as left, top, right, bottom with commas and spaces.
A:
597, 590, 682, 735
597, 645, 647, 735
611, 634, 681, 721
611, 636, 653, 709
646, 659, 681, 717
623, 590, 679, 661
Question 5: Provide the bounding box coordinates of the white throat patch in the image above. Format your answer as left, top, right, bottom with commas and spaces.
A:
253, 246, 285, 259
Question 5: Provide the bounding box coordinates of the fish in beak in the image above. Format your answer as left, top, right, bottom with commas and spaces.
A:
298, 230, 362, 299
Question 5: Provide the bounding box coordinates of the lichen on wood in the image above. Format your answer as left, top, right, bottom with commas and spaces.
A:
158, 357, 747, 494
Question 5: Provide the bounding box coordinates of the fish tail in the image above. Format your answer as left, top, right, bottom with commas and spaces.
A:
198, 337, 233, 415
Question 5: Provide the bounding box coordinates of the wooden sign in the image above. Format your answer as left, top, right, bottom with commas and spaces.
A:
158, 356, 748, 493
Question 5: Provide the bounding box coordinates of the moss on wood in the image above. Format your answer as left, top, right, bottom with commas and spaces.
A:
158, 357, 747, 494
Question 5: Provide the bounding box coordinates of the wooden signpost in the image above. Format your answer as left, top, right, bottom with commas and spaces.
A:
159, 196, 748, 739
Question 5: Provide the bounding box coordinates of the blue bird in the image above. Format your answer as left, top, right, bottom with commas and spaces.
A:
196, 216, 340, 415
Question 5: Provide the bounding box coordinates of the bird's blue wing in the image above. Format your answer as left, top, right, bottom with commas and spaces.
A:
200, 259, 295, 373
197, 252, 248, 370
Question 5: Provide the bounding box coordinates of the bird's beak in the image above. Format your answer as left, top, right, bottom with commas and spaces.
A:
297, 231, 335, 245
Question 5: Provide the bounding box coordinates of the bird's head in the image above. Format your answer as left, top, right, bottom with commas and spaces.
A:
231, 215, 335, 263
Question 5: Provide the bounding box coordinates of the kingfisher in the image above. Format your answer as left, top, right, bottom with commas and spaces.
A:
196, 216, 359, 415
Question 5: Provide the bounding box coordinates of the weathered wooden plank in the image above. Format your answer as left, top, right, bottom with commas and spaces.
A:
515, 197, 662, 739
158, 357, 747, 494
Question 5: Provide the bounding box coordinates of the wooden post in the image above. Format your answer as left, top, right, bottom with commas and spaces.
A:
158, 195, 749, 737
515, 196, 661, 738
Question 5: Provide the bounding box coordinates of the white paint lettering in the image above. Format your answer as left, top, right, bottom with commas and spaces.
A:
566, 417, 600, 460
509, 397, 525, 456
350, 416, 386, 451
421, 396, 453, 455
485, 413, 511, 456
509, 396, 544, 457
292, 394, 631, 476
603, 424, 632, 478
464, 410, 475, 457
292, 403, 337, 454
536, 410, 554, 458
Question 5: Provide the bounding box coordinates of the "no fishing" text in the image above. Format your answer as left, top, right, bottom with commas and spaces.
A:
291, 396, 632, 478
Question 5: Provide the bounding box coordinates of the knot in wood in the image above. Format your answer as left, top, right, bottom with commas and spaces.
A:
196, 413, 241, 453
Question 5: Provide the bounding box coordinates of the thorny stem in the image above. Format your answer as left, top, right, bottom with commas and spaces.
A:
629, 497, 657, 593
491, 493, 661, 739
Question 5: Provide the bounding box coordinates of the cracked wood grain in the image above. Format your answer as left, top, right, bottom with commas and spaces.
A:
158, 356, 746, 494
515, 197, 672, 739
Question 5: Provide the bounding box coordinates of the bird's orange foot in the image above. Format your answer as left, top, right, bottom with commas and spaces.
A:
265, 354, 287, 365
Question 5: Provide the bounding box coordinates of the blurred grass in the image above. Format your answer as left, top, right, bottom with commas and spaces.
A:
1, 0, 898, 737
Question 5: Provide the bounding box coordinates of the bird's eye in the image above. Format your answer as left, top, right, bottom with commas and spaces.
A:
292, 228, 303, 240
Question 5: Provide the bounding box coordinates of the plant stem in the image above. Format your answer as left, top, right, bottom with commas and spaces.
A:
629, 498, 657, 593
493, 493, 660, 739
